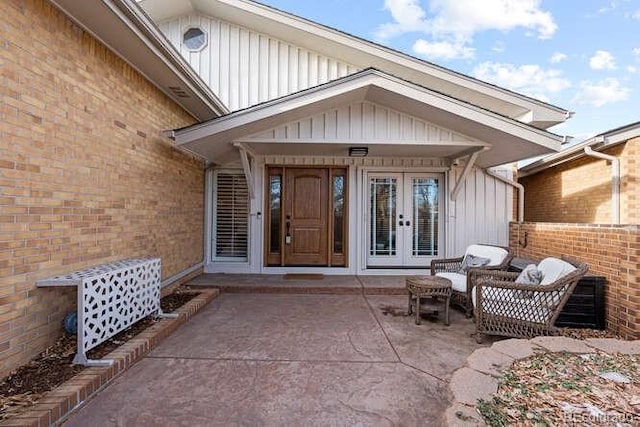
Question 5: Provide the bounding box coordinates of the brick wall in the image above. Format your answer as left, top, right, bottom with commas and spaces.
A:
509, 222, 640, 339
520, 141, 637, 224
0, 0, 205, 376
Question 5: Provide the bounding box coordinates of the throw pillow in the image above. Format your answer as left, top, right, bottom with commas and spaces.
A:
515, 264, 544, 285
457, 254, 491, 275
515, 264, 544, 299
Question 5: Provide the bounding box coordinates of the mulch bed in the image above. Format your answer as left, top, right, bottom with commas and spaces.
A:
478, 328, 640, 426
0, 289, 199, 421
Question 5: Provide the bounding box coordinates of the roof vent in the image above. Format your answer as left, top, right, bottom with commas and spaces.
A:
168, 86, 190, 99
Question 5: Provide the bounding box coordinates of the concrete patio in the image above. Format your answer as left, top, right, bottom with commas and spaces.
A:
63, 277, 492, 426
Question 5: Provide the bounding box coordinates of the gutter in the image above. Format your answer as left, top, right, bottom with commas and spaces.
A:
486, 169, 524, 223
584, 145, 620, 224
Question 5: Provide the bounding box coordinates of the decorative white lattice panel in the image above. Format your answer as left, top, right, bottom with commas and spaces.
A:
37, 258, 162, 366
78, 259, 161, 357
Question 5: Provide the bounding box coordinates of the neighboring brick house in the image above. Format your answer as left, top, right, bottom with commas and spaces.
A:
518, 121, 640, 224
0, 0, 226, 377
514, 122, 640, 338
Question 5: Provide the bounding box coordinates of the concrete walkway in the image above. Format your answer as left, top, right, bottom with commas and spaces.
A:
63, 291, 490, 426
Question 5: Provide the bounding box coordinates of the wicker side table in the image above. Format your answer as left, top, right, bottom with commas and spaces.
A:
406, 275, 453, 325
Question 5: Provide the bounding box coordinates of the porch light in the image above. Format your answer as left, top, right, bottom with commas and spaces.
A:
348, 146, 368, 157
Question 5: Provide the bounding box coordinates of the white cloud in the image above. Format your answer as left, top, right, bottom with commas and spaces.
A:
472, 62, 571, 102
589, 50, 616, 70
630, 9, 640, 19
376, 0, 430, 39
376, 0, 557, 61
634, 47, 640, 58
572, 78, 630, 107
413, 39, 475, 60
550, 52, 567, 63
429, 0, 556, 39
628, 65, 638, 73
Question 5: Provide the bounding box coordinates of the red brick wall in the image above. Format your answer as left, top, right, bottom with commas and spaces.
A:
509, 222, 640, 339
520, 141, 637, 224
0, 0, 204, 376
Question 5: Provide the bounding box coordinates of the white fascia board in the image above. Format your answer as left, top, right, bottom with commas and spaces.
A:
180, 0, 568, 125
519, 122, 640, 177
237, 138, 489, 148
174, 70, 562, 151
173, 73, 373, 144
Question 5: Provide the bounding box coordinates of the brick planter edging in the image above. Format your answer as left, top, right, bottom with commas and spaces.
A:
0, 289, 220, 427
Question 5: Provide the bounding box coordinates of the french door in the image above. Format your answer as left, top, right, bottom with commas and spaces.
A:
367, 172, 443, 267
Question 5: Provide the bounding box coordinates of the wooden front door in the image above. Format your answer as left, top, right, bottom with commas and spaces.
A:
283, 168, 329, 265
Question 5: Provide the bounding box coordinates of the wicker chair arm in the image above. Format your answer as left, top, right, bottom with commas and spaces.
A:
430, 256, 464, 274
476, 277, 579, 293
468, 269, 519, 281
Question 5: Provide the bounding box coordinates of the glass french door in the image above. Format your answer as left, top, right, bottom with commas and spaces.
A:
367, 173, 442, 267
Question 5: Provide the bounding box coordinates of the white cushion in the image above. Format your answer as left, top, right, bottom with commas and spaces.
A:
537, 258, 576, 285
435, 272, 467, 292
465, 245, 508, 267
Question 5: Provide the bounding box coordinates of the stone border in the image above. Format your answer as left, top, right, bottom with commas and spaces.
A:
0, 289, 220, 427
445, 336, 640, 426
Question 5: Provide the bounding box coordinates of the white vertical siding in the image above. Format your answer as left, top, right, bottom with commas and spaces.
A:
248, 102, 477, 143
158, 14, 360, 111
447, 167, 513, 257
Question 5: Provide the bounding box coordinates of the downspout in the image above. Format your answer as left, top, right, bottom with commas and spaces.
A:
485, 169, 524, 223
584, 145, 620, 224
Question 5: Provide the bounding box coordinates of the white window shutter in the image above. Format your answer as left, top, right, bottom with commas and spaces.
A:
214, 172, 249, 261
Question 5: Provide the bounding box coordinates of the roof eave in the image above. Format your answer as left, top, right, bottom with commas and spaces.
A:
143, 0, 569, 127
519, 121, 640, 177
172, 69, 563, 167
49, 0, 229, 121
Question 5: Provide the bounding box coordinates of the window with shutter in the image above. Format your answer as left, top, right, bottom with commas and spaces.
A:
213, 171, 249, 261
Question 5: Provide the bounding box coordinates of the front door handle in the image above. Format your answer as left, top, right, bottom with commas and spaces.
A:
406, 220, 411, 227
398, 220, 404, 226
285, 215, 291, 244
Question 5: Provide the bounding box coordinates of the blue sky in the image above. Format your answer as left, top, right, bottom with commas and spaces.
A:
259, 0, 638, 142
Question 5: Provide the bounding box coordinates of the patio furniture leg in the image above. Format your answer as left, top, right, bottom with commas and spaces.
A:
415, 297, 421, 325
444, 296, 450, 326
407, 293, 413, 315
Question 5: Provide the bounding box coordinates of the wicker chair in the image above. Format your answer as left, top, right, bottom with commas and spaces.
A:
472, 256, 588, 343
431, 244, 514, 317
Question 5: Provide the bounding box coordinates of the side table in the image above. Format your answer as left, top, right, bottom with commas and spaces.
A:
406, 275, 453, 325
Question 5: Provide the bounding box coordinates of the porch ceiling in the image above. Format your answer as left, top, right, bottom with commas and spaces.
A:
171, 69, 564, 168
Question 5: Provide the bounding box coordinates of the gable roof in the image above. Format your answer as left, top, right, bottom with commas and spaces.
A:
50, 0, 228, 120
139, 0, 570, 129
519, 121, 640, 177
170, 69, 563, 168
